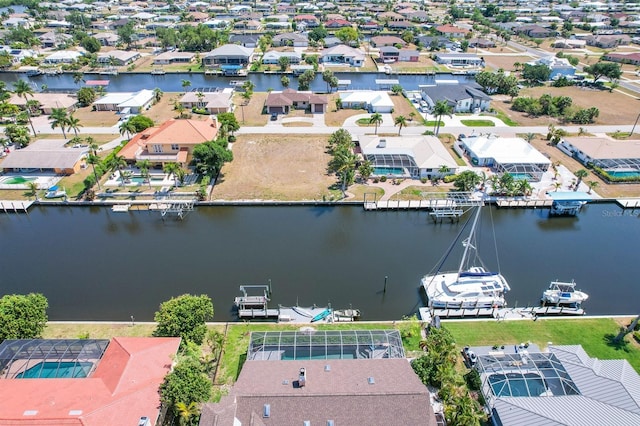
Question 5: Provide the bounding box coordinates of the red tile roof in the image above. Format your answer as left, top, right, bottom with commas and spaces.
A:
0, 337, 180, 426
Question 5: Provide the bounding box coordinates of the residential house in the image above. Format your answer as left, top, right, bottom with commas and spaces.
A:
38, 31, 72, 48
403, 10, 430, 22
399, 49, 419, 62
323, 36, 342, 48
153, 51, 195, 65
262, 51, 302, 65
379, 46, 400, 63
272, 32, 309, 47
97, 50, 140, 66
2, 17, 32, 28
558, 136, 640, 171
265, 89, 328, 114
321, 44, 366, 67
94, 32, 119, 47
377, 11, 404, 22
468, 38, 496, 48
9, 93, 76, 115
202, 44, 255, 72
515, 24, 556, 38
339, 90, 394, 113
531, 56, 576, 80
433, 53, 484, 67
43, 50, 82, 64
551, 38, 586, 49
199, 330, 438, 426
119, 117, 220, 167
603, 52, 640, 65
178, 89, 234, 114
586, 34, 631, 48
435, 24, 470, 38
360, 20, 382, 31
294, 14, 319, 27
0, 337, 180, 424
93, 89, 155, 114
370, 35, 406, 48
420, 82, 491, 113
417, 35, 455, 50
229, 34, 260, 48
0, 139, 86, 175
360, 135, 458, 179
233, 20, 261, 31
325, 19, 352, 29
188, 11, 210, 22
387, 20, 414, 30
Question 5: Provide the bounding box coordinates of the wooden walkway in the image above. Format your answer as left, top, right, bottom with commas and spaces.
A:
0, 200, 34, 213
497, 199, 553, 208
364, 199, 462, 210
616, 198, 640, 208
419, 305, 585, 322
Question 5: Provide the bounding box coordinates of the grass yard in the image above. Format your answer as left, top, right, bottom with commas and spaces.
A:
211, 134, 335, 201
233, 92, 268, 126
445, 317, 640, 372
43, 322, 157, 339
390, 94, 422, 123
394, 184, 451, 200
347, 184, 385, 202
72, 106, 120, 127
325, 93, 366, 126
460, 119, 495, 127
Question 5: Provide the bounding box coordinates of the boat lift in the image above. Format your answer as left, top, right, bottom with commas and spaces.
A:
547, 191, 592, 216
157, 197, 196, 220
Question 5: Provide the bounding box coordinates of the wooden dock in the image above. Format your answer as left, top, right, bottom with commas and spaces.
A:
364, 199, 463, 211
616, 198, 640, 208
419, 305, 585, 322
0, 200, 34, 213
497, 199, 553, 208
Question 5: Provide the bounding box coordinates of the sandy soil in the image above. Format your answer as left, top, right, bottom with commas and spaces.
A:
233, 92, 268, 126
325, 93, 366, 126
483, 55, 534, 72
491, 86, 640, 126
211, 134, 335, 200
72, 106, 120, 127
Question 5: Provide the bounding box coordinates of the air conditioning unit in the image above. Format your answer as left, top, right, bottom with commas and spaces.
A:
138, 417, 150, 426
378, 139, 386, 148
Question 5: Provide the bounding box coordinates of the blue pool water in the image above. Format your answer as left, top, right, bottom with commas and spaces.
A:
607, 170, 640, 178
373, 167, 405, 176
119, 175, 164, 184
508, 173, 532, 181
282, 350, 356, 361
16, 361, 93, 379
489, 372, 546, 397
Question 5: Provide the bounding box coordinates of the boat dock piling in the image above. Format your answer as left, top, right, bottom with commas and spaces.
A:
1, 200, 33, 214
616, 198, 640, 208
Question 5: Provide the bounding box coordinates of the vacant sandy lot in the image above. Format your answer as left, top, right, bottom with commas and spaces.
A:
483, 55, 534, 72
233, 92, 268, 126
211, 134, 335, 200
491, 86, 640, 126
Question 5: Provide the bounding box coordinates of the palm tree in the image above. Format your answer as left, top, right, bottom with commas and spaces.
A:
163, 162, 181, 187
86, 154, 102, 190
26, 181, 39, 200
524, 132, 536, 143
516, 179, 533, 196
369, 113, 383, 134
13, 79, 36, 136
242, 80, 255, 94
240, 91, 251, 123
152, 87, 163, 104
108, 155, 128, 187
394, 115, 407, 135
358, 160, 373, 183
587, 180, 599, 194
66, 114, 82, 137
175, 103, 187, 119
175, 401, 199, 426
119, 119, 136, 140
333, 148, 357, 193
433, 100, 453, 135
86, 137, 99, 156
181, 79, 191, 93
136, 159, 152, 188
553, 181, 562, 192
574, 169, 588, 191
49, 107, 69, 138
438, 164, 450, 180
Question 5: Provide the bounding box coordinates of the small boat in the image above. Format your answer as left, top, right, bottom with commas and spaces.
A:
229, 80, 246, 87
151, 68, 166, 75
291, 306, 314, 318
421, 207, 511, 309
332, 308, 361, 322
311, 308, 332, 323
542, 280, 588, 306
44, 185, 66, 199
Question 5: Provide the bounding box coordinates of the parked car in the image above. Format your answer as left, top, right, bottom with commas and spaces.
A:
270, 112, 278, 121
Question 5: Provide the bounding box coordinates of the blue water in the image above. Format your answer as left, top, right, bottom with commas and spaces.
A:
607, 170, 640, 178
17, 361, 93, 379
489, 372, 546, 397
509, 173, 532, 181
120, 175, 164, 184
374, 167, 405, 175
282, 349, 356, 361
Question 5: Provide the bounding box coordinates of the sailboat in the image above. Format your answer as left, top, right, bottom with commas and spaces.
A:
421, 207, 511, 309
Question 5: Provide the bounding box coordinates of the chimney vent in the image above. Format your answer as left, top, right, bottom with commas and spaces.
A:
299, 367, 307, 387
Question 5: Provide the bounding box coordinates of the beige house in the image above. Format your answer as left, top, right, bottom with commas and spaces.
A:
179, 89, 234, 114
9, 93, 76, 115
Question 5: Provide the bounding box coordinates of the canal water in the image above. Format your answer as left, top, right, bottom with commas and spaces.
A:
0, 71, 473, 93
0, 204, 637, 321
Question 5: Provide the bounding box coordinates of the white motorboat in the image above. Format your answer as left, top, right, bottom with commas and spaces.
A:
541, 280, 588, 306
44, 186, 66, 199
421, 207, 511, 309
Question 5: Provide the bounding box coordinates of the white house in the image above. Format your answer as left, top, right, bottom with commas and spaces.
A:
262, 51, 301, 65
321, 44, 366, 67
43, 50, 83, 64
93, 90, 155, 114
339, 91, 394, 113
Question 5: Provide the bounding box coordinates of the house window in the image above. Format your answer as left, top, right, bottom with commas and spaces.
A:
171, 144, 179, 151
152, 144, 163, 153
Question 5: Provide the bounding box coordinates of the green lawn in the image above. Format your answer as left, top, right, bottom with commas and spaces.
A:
424, 120, 444, 128
488, 110, 519, 126
445, 318, 640, 372
460, 119, 495, 127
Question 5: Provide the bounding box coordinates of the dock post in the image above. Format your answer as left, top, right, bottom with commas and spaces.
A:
383, 276, 388, 293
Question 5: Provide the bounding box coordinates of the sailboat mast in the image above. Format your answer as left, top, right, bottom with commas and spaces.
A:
458, 207, 481, 273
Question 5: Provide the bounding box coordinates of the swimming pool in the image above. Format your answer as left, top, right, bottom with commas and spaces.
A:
16, 361, 94, 379
508, 173, 532, 181
281, 348, 356, 361
606, 170, 640, 179
373, 167, 405, 176
489, 372, 547, 397
0, 176, 37, 185
119, 175, 165, 184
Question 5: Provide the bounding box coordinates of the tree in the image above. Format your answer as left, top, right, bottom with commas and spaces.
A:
136, 159, 152, 188
160, 354, 211, 423
0, 293, 48, 343
281, 75, 290, 88
241, 80, 255, 95
298, 69, 316, 91
128, 115, 154, 132
433, 100, 453, 135
4, 124, 31, 148
26, 181, 39, 200
163, 162, 181, 186
614, 314, 640, 343
13, 79, 36, 136
574, 169, 588, 191
66, 114, 82, 137
49, 108, 69, 138
322, 70, 336, 93
81, 36, 101, 53
394, 115, 407, 135
73, 72, 84, 87
586, 180, 599, 194
181, 79, 192, 93
335, 27, 359, 46
192, 139, 234, 176
453, 170, 481, 192
108, 155, 128, 187
369, 113, 383, 134
278, 55, 290, 72
401, 30, 414, 44
391, 84, 403, 96
153, 294, 214, 345
524, 132, 536, 143
308, 25, 328, 42
584, 62, 622, 84
117, 21, 135, 49
76, 87, 96, 106
119, 119, 137, 140
153, 87, 163, 104
522, 63, 552, 85
175, 401, 200, 426
86, 154, 101, 190
358, 160, 373, 183
216, 112, 240, 135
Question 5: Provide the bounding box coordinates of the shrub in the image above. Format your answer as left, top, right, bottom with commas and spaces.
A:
228, 135, 236, 143
379, 175, 387, 182
83, 174, 96, 188
464, 369, 482, 391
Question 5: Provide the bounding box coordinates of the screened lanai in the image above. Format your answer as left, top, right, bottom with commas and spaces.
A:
248, 330, 405, 361
0, 339, 109, 379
